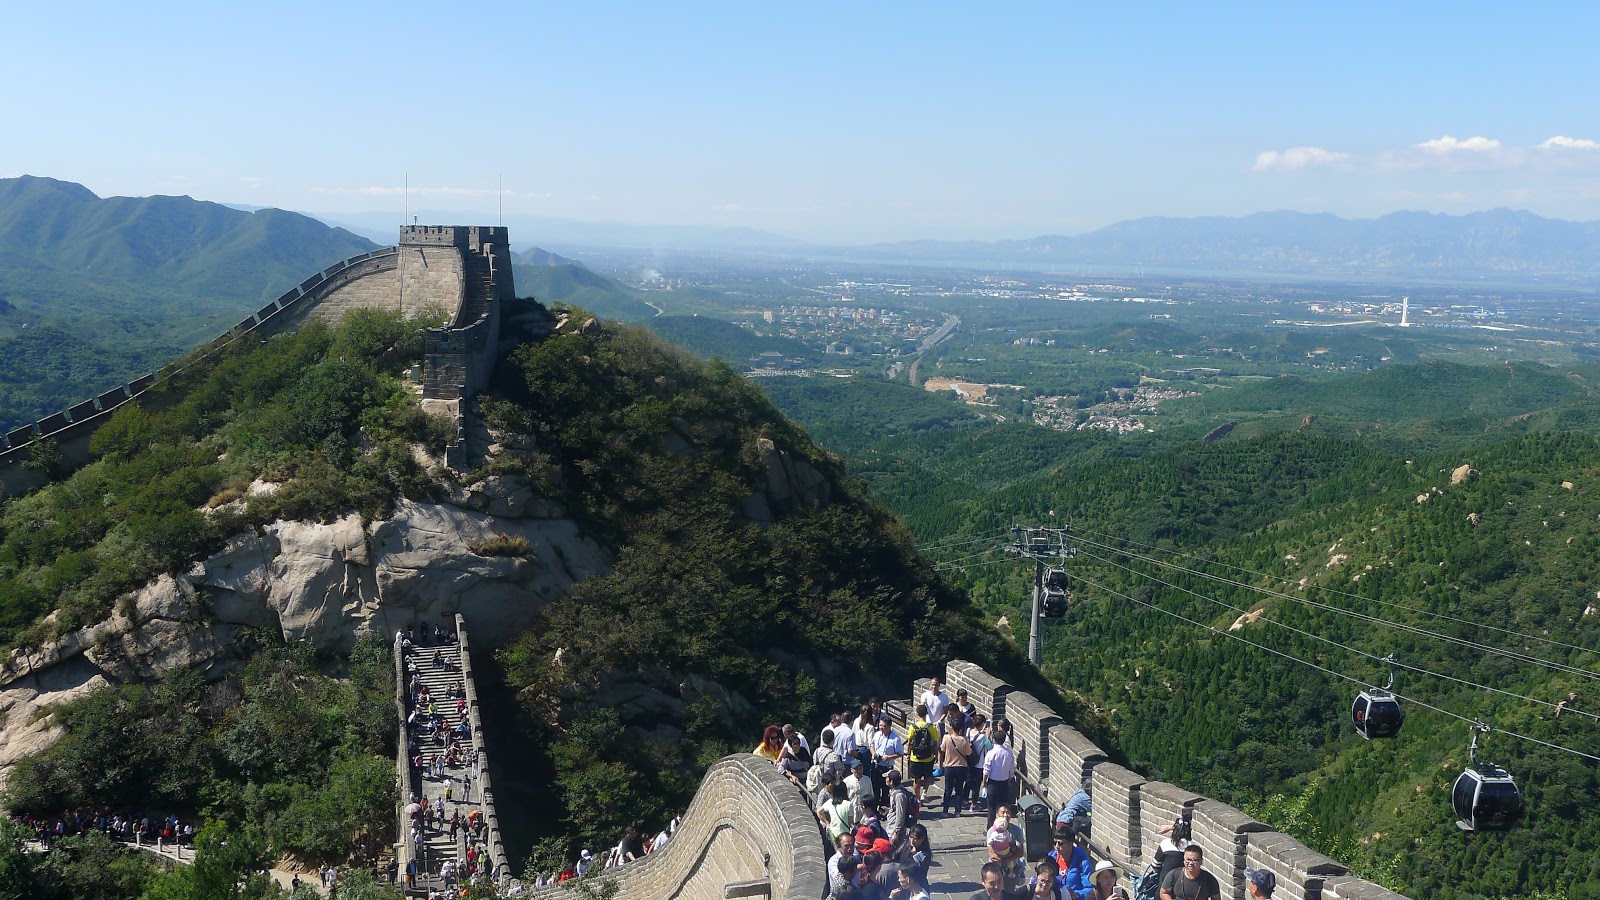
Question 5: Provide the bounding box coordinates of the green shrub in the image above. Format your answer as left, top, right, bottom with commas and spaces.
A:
469, 532, 532, 557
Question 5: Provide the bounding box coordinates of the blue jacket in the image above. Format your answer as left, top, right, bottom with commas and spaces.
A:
1055, 790, 1092, 826
1048, 846, 1093, 900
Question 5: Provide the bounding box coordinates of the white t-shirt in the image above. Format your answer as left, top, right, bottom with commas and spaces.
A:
921, 689, 950, 724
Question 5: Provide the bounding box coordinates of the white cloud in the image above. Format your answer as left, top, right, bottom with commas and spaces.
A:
1540, 135, 1600, 151
1414, 135, 1501, 153
1253, 146, 1351, 172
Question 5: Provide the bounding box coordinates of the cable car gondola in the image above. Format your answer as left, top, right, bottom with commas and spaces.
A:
1042, 570, 1070, 618
1351, 656, 1405, 740
1452, 724, 1524, 832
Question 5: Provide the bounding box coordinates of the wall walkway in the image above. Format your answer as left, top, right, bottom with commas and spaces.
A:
933, 660, 1410, 900
0, 246, 397, 497
523, 755, 830, 900
395, 615, 510, 893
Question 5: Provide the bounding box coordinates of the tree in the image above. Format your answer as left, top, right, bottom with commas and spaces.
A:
139, 824, 277, 900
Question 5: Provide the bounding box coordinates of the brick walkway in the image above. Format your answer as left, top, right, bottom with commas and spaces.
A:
919, 781, 989, 900
405, 634, 480, 894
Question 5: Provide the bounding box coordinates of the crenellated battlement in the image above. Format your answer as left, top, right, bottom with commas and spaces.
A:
400, 224, 509, 254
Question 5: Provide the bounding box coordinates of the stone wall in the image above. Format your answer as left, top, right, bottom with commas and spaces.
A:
931, 660, 1409, 900
519, 755, 829, 900
0, 225, 515, 499
455, 614, 510, 883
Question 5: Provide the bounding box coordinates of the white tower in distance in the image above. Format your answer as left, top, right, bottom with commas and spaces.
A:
1399, 296, 1411, 327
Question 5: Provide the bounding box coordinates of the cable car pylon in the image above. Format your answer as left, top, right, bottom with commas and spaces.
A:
1007, 524, 1076, 665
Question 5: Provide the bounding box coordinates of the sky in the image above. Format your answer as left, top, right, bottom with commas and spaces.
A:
4, 1, 1600, 244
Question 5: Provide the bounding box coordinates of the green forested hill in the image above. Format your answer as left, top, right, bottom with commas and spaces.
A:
645, 315, 817, 366
1170, 360, 1594, 426
751, 376, 985, 455
771, 403, 1587, 890
758, 358, 1600, 899
513, 262, 658, 321
0, 176, 378, 432
0, 307, 1074, 894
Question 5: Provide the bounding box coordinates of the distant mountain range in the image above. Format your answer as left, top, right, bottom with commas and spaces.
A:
0, 176, 376, 301
339, 207, 1600, 279
515, 246, 585, 269
853, 209, 1600, 278
316, 208, 800, 253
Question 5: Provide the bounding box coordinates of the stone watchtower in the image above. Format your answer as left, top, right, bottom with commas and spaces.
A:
400, 225, 513, 401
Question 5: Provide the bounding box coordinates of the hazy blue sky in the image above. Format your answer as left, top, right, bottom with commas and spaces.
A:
5, 2, 1599, 242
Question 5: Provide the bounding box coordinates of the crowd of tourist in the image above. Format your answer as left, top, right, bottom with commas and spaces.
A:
13, 810, 194, 854
744, 674, 1285, 900
399, 622, 503, 897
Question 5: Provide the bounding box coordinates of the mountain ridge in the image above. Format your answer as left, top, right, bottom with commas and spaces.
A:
854, 208, 1600, 277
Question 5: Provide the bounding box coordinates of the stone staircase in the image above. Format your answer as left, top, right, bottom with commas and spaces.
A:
456, 251, 494, 327
404, 629, 477, 893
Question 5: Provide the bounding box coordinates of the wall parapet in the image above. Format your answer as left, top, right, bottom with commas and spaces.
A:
519, 754, 828, 900
455, 614, 511, 884
937, 660, 1409, 900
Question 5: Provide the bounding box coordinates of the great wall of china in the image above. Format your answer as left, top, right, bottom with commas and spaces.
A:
571, 659, 1408, 900
0, 224, 513, 497
0, 236, 1407, 898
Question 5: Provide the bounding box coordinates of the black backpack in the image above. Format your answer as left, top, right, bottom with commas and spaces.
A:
909, 724, 937, 757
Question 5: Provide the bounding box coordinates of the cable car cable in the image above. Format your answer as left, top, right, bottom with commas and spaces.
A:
1069, 533, 1600, 684
1071, 546, 1600, 724
932, 547, 1012, 571
918, 530, 1014, 552
1052, 567, 1600, 764
1071, 524, 1600, 659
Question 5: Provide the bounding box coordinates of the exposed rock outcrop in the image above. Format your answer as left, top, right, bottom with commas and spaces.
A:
742, 438, 832, 526
0, 474, 612, 787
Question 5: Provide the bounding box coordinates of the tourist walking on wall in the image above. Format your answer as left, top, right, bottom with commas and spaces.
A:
906, 703, 940, 806
1244, 868, 1275, 900
1159, 846, 1219, 900
938, 711, 973, 816
980, 723, 1016, 827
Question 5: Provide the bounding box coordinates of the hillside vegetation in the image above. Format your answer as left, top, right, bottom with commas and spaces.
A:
512, 263, 658, 321
645, 315, 818, 367
0, 304, 1079, 894
765, 364, 1600, 900
0, 176, 377, 432
477, 310, 1075, 857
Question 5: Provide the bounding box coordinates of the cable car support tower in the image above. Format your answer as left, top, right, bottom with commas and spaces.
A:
1007, 525, 1076, 665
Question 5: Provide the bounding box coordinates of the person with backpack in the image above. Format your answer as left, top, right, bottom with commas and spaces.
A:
966, 714, 994, 812
819, 782, 855, 845
811, 729, 844, 793
883, 769, 916, 853
1054, 780, 1092, 834
906, 703, 940, 807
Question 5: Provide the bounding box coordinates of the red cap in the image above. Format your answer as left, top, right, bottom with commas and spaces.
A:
855, 827, 876, 847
